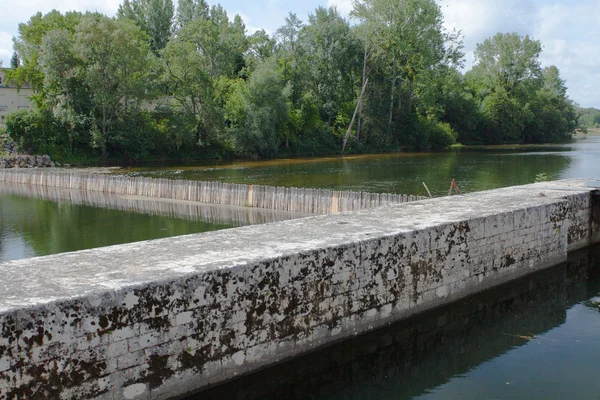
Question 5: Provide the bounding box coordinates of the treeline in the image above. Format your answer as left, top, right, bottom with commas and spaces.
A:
5, 0, 578, 162
576, 107, 600, 129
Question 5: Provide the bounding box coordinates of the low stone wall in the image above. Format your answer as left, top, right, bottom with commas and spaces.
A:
0, 180, 599, 399
0, 154, 55, 168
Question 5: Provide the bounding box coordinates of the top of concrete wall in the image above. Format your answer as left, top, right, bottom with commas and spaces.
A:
0, 179, 597, 313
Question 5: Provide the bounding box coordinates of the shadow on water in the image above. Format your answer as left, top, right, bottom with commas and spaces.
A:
191, 245, 600, 400
0, 183, 307, 262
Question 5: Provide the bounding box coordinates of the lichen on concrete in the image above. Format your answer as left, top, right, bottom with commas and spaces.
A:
0, 179, 598, 399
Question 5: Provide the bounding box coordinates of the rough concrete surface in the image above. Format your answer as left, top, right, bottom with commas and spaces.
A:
0, 179, 599, 399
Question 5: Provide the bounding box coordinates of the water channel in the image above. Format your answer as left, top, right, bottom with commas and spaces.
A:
1, 133, 600, 398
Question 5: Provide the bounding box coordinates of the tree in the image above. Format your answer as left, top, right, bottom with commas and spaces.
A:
226, 59, 289, 156
351, 0, 461, 139
73, 15, 152, 158
9, 10, 83, 98
523, 66, 577, 142
303, 7, 359, 127
276, 13, 306, 106
117, 0, 174, 54
245, 30, 275, 73
162, 6, 248, 146
10, 52, 20, 69
175, 0, 208, 30
471, 33, 543, 97
39, 29, 82, 152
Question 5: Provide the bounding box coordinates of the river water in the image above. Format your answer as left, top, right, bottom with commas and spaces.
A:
122, 133, 600, 197
2, 134, 599, 261
0, 184, 306, 262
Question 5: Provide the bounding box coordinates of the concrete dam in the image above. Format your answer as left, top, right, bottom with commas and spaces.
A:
0, 177, 599, 399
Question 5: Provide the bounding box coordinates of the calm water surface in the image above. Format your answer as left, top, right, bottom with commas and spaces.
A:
0, 184, 304, 262
122, 134, 600, 196
194, 245, 600, 400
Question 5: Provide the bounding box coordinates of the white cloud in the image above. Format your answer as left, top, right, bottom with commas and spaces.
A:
237, 12, 266, 35
440, 0, 537, 58
439, 0, 600, 107
0, 0, 121, 66
326, 0, 352, 15
0, 31, 12, 66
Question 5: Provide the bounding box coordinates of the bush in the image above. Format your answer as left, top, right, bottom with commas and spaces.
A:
5, 109, 61, 155
409, 117, 457, 150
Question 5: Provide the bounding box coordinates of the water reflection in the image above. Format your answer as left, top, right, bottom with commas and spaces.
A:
117, 136, 600, 197
193, 245, 600, 400
0, 183, 307, 262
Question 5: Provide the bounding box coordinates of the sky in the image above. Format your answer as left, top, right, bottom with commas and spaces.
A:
0, 0, 598, 108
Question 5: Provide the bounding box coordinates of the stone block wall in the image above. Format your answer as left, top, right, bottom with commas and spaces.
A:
1, 180, 599, 399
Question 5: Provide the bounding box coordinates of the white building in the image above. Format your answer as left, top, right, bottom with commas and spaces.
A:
0, 69, 33, 125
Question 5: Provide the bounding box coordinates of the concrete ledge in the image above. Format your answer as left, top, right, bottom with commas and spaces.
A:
1, 179, 599, 399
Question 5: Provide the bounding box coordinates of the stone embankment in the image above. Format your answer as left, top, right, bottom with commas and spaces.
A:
0, 154, 56, 168
0, 133, 57, 168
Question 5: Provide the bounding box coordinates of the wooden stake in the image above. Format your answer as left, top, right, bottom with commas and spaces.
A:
422, 182, 432, 198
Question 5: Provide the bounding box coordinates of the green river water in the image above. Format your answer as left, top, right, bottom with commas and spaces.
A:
1, 133, 600, 399
122, 133, 600, 197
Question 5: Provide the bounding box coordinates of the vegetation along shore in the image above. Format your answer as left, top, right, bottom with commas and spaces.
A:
1, 0, 583, 164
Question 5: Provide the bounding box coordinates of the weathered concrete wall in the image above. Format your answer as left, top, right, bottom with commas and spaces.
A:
1, 180, 599, 399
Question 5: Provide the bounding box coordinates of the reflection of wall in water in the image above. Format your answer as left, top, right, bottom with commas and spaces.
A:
197, 246, 600, 400
0, 183, 309, 227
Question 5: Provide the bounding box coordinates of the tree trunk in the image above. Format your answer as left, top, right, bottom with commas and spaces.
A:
408, 78, 414, 112
342, 77, 369, 153
397, 78, 402, 112
357, 45, 368, 141
387, 55, 396, 137
102, 105, 108, 160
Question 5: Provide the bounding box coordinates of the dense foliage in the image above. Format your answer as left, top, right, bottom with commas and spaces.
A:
5, 0, 579, 162
577, 107, 600, 129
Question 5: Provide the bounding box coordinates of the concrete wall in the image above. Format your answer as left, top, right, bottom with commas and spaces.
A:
1, 180, 599, 399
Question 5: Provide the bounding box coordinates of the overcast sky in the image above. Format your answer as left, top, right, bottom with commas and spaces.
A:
0, 0, 598, 107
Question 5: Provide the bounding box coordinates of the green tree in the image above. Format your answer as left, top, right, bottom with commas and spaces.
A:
117, 0, 174, 54
39, 29, 83, 153
175, 0, 209, 30
352, 0, 458, 138
9, 10, 83, 99
303, 7, 359, 128
245, 29, 275, 73
471, 33, 543, 97
162, 6, 247, 147
523, 66, 577, 142
226, 59, 289, 156
276, 13, 307, 106
73, 15, 152, 158
10, 52, 20, 69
